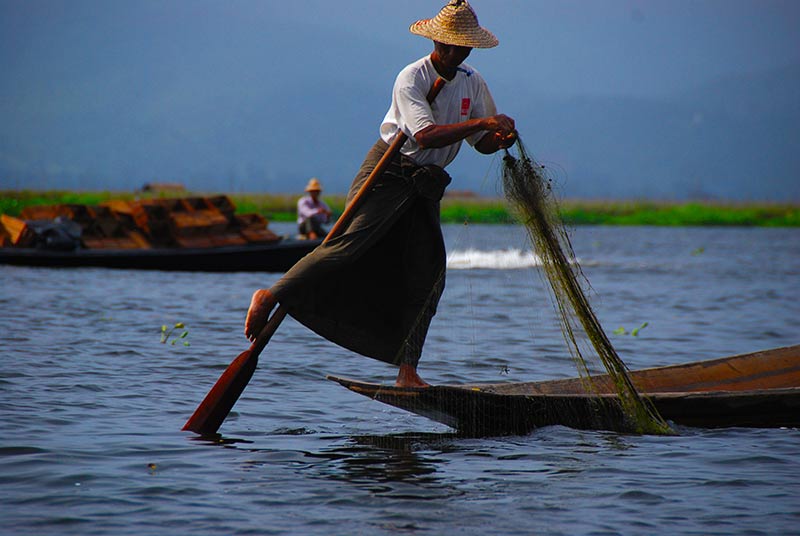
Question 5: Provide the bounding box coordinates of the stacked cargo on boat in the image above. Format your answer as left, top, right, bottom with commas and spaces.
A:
0, 195, 280, 250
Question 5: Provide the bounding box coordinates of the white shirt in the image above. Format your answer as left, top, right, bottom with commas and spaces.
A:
380, 55, 498, 168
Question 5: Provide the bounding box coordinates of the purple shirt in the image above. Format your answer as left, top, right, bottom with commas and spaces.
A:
297, 195, 331, 225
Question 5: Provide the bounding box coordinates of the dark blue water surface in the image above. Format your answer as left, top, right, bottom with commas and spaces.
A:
2, 224, 799, 535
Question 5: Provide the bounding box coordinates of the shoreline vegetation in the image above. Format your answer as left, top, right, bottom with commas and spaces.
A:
1, 190, 798, 227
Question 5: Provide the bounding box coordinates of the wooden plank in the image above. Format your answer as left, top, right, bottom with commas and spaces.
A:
240, 227, 281, 244
129, 201, 173, 245
128, 230, 151, 249
20, 205, 61, 220
235, 213, 279, 243
55, 204, 95, 226
170, 210, 231, 236
112, 211, 138, 233
113, 235, 144, 249
0, 214, 36, 247
234, 213, 267, 227
86, 205, 123, 238
179, 197, 202, 211
205, 195, 237, 217
157, 198, 188, 214
100, 199, 135, 215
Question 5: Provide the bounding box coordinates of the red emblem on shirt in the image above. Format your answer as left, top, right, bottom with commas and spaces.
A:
460, 98, 471, 116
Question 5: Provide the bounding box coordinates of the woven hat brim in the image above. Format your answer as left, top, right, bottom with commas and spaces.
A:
410, 18, 499, 49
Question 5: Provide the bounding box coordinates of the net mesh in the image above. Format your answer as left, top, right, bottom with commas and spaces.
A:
501, 137, 672, 435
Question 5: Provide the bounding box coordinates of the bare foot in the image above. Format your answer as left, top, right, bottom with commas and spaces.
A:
395, 364, 430, 388
244, 289, 277, 342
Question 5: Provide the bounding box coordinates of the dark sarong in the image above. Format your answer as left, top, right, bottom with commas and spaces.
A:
271, 139, 451, 366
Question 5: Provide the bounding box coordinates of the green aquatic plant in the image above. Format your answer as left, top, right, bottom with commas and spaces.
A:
631, 322, 649, 336
160, 322, 190, 346
613, 322, 649, 337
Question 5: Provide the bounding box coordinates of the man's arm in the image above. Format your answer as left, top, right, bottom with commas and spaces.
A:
474, 129, 518, 154
414, 113, 515, 153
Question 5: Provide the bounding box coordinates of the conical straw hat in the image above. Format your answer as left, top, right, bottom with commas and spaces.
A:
410, 0, 498, 49
305, 178, 323, 192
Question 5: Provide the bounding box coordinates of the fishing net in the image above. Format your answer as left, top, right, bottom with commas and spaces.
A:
501, 137, 672, 435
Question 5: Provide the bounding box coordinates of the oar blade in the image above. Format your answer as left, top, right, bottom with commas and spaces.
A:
182, 349, 258, 435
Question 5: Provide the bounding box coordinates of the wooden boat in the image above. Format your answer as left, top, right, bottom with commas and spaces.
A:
0, 237, 321, 272
1, 195, 325, 272
328, 345, 800, 435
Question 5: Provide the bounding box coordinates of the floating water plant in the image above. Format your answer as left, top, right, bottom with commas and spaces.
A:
613, 322, 649, 337
160, 322, 190, 346
631, 322, 649, 336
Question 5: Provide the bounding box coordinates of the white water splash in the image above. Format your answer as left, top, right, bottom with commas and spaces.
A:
446, 248, 543, 270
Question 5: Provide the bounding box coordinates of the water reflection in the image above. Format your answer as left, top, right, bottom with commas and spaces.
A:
313, 433, 464, 499
197, 430, 466, 498
187, 433, 254, 447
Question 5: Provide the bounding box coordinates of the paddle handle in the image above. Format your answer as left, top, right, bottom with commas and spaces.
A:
251, 303, 287, 355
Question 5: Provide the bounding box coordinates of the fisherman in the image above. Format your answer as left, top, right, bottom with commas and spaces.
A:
296, 177, 332, 240
244, 0, 516, 387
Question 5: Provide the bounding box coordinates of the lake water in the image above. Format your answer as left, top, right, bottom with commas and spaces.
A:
1, 223, 799, 535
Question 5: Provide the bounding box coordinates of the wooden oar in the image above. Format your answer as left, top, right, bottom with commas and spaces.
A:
182, 77, 447, 435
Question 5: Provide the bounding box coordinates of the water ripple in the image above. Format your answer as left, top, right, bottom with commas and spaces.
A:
1, 226, 799, 535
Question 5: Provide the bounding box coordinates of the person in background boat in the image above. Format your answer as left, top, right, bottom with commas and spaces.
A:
297, 177, 332, 240
245, 0, 516, 387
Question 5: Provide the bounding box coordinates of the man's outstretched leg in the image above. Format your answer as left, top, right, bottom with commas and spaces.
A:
244, 288, 278, 342
396, 363, 429, 388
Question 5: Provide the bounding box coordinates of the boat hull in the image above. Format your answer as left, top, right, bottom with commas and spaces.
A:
0, 239, 321, 272
328, 345, 800, 435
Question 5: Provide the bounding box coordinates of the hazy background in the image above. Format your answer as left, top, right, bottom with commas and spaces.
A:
1, 0, 798, 200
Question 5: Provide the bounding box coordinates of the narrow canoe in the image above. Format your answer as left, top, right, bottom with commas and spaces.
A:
0, 238, 321, 272
328, 345, 800, 435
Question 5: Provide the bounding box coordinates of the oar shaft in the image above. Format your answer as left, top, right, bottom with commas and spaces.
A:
183, 77, 446, 435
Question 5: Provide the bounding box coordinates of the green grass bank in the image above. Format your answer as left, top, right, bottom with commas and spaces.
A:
1, 190, 798, 227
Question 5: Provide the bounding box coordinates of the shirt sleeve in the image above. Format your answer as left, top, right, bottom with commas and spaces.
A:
395, 82, 435, 139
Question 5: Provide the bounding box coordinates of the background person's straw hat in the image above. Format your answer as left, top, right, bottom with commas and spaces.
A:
305, 178, 323, 192
409, 0, 498, 49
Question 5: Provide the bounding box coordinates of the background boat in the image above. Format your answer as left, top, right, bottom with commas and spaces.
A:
0, 194, 321, 271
